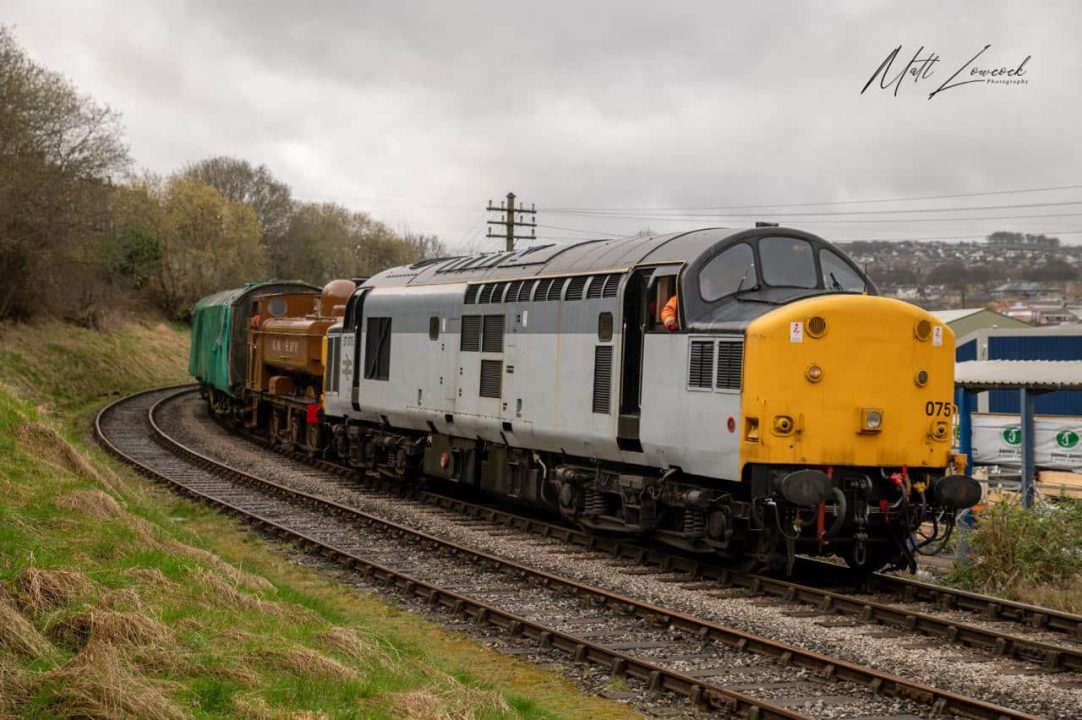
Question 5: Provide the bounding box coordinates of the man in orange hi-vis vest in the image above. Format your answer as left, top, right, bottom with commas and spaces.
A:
660, 294, 679, 331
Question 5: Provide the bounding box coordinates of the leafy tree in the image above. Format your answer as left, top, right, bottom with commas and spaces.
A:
182, 156, 294, 273
0, 26, 129, 321
277, 202, 424, 285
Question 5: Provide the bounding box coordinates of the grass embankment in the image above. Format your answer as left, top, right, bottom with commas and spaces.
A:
0, 319, 637, 719
946, 496, 1082, 613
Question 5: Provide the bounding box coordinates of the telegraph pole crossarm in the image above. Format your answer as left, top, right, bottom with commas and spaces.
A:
486, 191, 536, 251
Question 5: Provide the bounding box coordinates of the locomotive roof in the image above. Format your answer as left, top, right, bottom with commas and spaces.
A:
363, 228, 738, 288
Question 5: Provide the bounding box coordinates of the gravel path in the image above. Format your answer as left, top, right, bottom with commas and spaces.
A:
162, 396, 1082, 719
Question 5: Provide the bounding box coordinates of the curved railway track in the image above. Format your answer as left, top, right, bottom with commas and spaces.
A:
96, 386, 1059, 720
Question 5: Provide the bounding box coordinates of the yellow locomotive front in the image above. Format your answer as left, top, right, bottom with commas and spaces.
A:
738, 292, 978, 570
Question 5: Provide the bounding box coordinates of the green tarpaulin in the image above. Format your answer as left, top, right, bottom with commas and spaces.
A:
188, 281, 319, 397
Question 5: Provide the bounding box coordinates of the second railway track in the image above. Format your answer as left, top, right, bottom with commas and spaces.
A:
97, 386, 1080, 719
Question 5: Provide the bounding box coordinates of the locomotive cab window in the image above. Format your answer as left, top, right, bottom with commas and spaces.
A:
820, 248, 866, 292
699, 243, 756, 302
647, 274, 677, 331
759, 237, 817, 289
428, 316, 440, 340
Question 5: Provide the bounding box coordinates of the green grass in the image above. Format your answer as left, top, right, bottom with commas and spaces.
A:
0, 317, 638, 719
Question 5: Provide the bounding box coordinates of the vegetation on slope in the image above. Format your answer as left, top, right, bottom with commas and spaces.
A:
0, 319, 636, 719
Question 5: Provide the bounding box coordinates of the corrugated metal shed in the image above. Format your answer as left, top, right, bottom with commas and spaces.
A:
956, 360, 1082, 391
953, 325, 1082, 415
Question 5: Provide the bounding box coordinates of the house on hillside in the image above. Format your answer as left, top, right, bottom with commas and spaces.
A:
931, 308, 1029, 339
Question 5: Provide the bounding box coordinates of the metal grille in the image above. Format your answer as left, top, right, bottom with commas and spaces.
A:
464, 285, 479, 304
534, 278, 553, 301
478, 284, 494, 303
482, 314, 505, 353
480, 359, 503, 398
716, 340, 743, 390
331, 337, 341, 391
585, 275, 604, 299
506, 280, 523, 303
493, 282, 510, 303
518, 280, 537, 302
688, 340, 714, 389
565, 276, 588, 301
460, 315, 482, 352
546, 278, 567, 301
592, 346, 613, 414
601, 273, 621, 298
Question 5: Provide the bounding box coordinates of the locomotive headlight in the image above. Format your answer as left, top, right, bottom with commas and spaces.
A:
805, 364, 823, 383
860, 408, 884, 433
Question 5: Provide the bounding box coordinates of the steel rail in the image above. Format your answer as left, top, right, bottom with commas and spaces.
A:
104, 387, 1042, 720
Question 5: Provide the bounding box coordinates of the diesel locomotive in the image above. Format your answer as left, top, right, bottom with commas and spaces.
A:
190, 226, 981, 573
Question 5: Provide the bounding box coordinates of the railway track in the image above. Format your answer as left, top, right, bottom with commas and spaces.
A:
220, 398, 1082, 674
93, 386, 1064, 719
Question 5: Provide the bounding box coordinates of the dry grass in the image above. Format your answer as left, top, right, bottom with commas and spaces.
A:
268, 645, 360, 684
12, 564, 97, 616
49, 609, 173, 652
391, 675, 514, 720
190, 568, 268, 612
317, 625, 388, 665
0, 655, 31, 717
42, 643, 187, 720
14, 422, 104, 482
167, 538, 275, 593
55, 487, 126, 519
0, 591, 57, 661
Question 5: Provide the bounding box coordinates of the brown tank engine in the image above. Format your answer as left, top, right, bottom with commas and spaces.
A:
248, 279, 355, 396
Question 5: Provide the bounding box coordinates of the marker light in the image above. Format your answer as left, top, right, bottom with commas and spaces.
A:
806, 364, 823, 383
914, 319, 932, 341
915, 369, 929, 387
860, 408, 884, 433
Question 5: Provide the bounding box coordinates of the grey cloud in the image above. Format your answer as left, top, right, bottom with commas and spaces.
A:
3, 0, 1080, 246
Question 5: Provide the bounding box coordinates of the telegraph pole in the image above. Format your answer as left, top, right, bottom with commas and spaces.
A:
487, 192, 536, 251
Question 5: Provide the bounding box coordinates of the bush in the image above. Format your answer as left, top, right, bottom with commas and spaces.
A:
948, 497, 1082, 609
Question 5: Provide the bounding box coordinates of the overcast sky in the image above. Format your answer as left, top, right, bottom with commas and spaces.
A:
3, 1, 1081, 249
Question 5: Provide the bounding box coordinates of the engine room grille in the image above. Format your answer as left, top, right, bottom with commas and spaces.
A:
585, 275, 604, 299
460, 315, 482, 352
716, 340, 743, 390
482, 314, 505, 352
601, 273, 621, 298
534, 278, 553, 301
505, 280, 523, 302
479, 359, 503, 398
687, 340, 714, 389
464, 285, 479, 304
478, 284, 494, 304
592, 345, 613, 414
330, 336, 341, 392
518, 280, 537, 302
546, 277, 567, 301
565, 276, 588, 301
